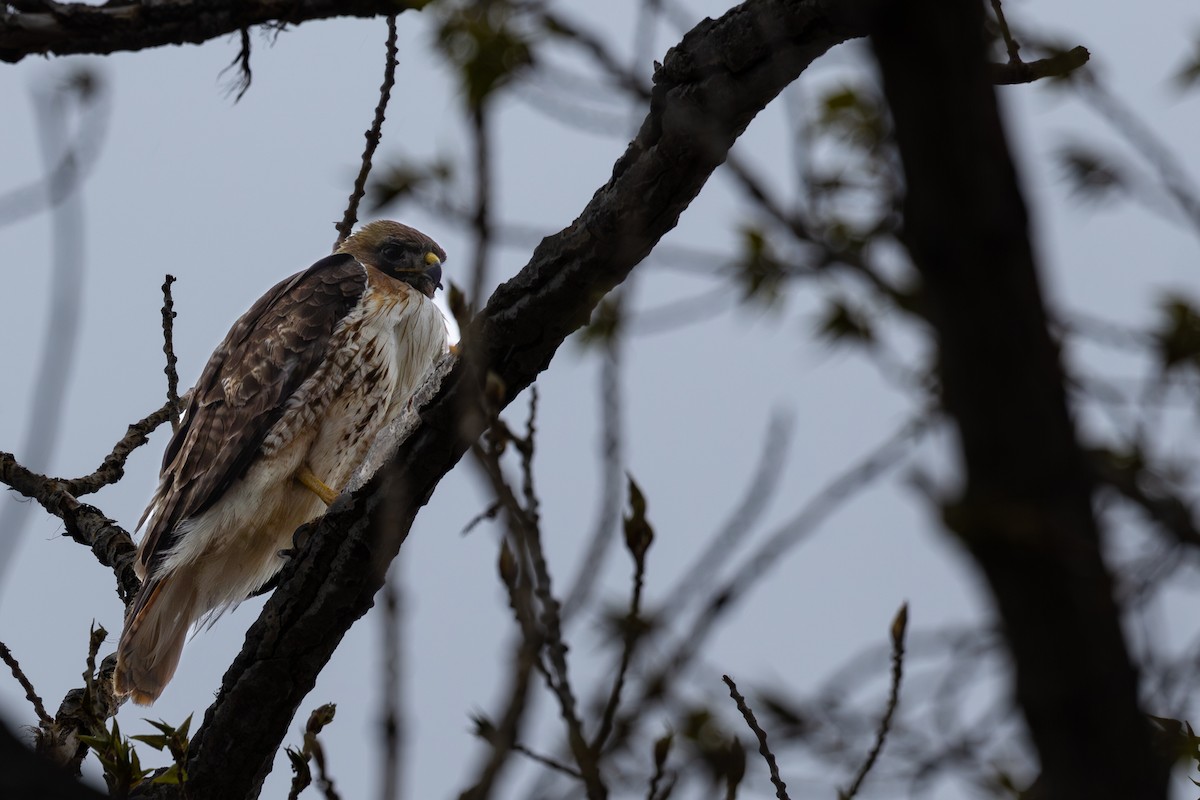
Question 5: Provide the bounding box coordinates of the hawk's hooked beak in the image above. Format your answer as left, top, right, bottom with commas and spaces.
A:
423, 252, 444, 298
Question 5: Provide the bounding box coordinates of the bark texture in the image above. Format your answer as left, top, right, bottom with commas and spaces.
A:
0, 0, 421, 63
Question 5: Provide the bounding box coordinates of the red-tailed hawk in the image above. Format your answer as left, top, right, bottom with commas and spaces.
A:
114, 221, 449, 705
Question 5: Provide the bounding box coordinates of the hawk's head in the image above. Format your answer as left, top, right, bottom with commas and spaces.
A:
341, 220, 446, 299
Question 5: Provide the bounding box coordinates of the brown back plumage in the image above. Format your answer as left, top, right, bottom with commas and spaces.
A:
116, 221, 448, 705
136, 255, 367, 573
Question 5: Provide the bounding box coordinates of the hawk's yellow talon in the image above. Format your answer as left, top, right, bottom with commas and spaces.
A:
297, 465, 339, 506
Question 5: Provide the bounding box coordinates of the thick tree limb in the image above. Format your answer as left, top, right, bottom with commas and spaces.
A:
869, 1, 1164, 799
145, 2, 869, 798
0, 400, 174, 605
0, 0, 423, 64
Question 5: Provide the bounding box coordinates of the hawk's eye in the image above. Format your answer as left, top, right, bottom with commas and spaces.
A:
380, 243, 405, 262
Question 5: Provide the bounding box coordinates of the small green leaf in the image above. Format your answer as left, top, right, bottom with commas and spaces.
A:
143, 718, 176, 736
130, 734, 168, 751
151, 763, 187, 785
76, 734, 108, 751
176, 713, 193, 744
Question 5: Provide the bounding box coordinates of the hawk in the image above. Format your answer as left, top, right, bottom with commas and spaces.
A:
113, 221, 449, 705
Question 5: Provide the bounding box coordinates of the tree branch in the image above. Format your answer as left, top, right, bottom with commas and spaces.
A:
0, 0, 423, 64
722, 675, 789, 800
0, 450, 143, 604
335, 14, 400, 248
869, 0, 1164, 797
152, 2, 870, 798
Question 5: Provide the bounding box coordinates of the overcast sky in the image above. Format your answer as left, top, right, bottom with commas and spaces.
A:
2, 1, 1199, 798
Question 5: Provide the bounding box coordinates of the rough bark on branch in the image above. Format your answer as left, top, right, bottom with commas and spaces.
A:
0, 0, 422, 64
0, 451, 141, 603
134, 1, 869, 797
870, 1, 1164, 798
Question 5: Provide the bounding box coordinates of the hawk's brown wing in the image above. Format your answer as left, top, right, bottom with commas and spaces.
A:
138, 253, 367, 572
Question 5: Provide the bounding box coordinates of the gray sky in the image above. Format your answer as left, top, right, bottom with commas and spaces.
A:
2, 1, 1199, 797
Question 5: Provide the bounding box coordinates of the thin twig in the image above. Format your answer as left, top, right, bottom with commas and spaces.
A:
987, 0, 1020, 63
0, 450, 142, 603
84, 623, 105, 693
1076, 74, 1200, 240
289, 705, 340, 800
591, 478, 650, 752
722, 675, 789, 800
0, 639, 53, 726
460, 500, 503, 535
601, 412, 931, 758
645, 733, 671, 800
512, 742, 584, 779
378, 576, 404, 800
514, 483, 600, 795
590, 572, 644, 750
459, 512, 546, 800
660, 412, 793, 611
1089, 449, 1200, 550
457, 635, 541, 800
988, 46, 1090, 85
35, 623, 121, 772
456, 438, 549, 800
219, 26, 254, 101
62, 401, 175, 497
840, 603, 908, 800
626, 284, 739, 337
518, 389, 538, 516
562, 314, 624, 619
469, 396, 605, 799
542, 10, 649, 100
313, 747, 341, 800
335, 14, 399, 248
467, 102, 492, 315
161, 274, 181, 430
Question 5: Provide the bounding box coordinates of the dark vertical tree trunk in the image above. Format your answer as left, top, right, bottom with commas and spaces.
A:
869, 1, 1165, 797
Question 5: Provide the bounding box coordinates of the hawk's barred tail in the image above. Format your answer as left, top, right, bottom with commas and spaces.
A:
113, 572, 200, 706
